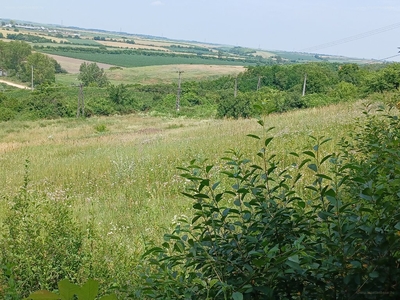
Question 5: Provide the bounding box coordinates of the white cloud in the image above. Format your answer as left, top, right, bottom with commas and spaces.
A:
151, 1, 164, 6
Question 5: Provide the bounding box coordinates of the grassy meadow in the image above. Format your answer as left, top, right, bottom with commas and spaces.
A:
1, 101, 361, 245
55, 64, 245, 86
0, 94, 398, 299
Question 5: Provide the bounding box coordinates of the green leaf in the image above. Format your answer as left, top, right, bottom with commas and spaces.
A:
209, 279, 218, 288
350, 261, 361, 268
320, 154, 333, 165
181, 192, 195, 199
394, 222, 400, 230
194, 193, 210, 199
369, 271, 379, 278
303, 151, 315, 158
266, 126, 275, 132
25, 290, 61, 300
285, 260, 302, 272
164, 234, 181, 241
296, 201, 305, 209
288, 255, 300, 264
264, 137, 273, 147
247, 134, 260, 140
58, 279, 80, 300
75, 279, 99, 300
232, 292, 244, 300
315, 173, 332, 180
299, 158, 311, 168
248, 250, 262, 257
193, 203, 202, 210
142, 247, 164, 257
320, 138, 332, 145
212, 182, 220, 190
308, 164, 318, 172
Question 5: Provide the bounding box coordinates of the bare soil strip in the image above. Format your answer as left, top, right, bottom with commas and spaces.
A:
45, 54, 115, 74
0, 79, 29, 89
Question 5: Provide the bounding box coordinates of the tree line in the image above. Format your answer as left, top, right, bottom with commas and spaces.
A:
1, 40, 400, 122
34, 45, 275, 66
0, 40, 66, 86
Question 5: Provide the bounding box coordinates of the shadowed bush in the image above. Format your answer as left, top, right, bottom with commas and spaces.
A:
139, 105, 400, 299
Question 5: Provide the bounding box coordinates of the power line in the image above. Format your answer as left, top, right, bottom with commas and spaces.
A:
300, 22, 400, 53
377, 53, 400, 61
365, 52, 400, 63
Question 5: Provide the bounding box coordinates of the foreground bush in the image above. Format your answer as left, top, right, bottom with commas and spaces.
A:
0, 161, 88, 299
140, 105, 399, 299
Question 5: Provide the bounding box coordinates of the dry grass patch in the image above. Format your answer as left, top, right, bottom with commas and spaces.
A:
0, 101, 364, 259
98, 40, 169, 51
106, 64, 245, 85
46, 54, 115, 73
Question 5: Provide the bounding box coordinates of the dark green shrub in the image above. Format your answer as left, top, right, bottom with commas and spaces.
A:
26, 279, 117, 300
0, 107, 15, 121
217, 93, 254, 119
0, 161, 88, 298
140, 106, 400, 299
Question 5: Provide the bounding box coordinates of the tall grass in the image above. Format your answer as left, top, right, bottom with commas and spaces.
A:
0, 101, 364, 296
1, 102, 360, 234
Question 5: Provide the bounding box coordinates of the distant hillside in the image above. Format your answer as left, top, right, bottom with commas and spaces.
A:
0, 18, 377, 65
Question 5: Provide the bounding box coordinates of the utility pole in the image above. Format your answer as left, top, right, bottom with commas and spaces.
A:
80, 83, 85, 117
31, 65, 34, 91
76, 83, 85, 117
302, 73, 307, 96
234, 76, 238, 98
176, 71, 183, 111
257, 76, 262, 91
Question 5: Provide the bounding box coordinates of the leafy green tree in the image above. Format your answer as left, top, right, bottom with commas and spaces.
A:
22, 53, 55, 85
331, 81, 359, 100
78, 62, 109, 87
364, 63, 400, 93
308, 64, 337, 93
0, 41, 7, 70
3, 41, 31, 71
217, 92, 254, 118
108, 83, 129, 105
338, 63, 361, 85
52, 59, 67, 74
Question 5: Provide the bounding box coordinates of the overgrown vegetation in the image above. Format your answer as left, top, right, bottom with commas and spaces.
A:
0, 103, 398, 299
1, 28, 400, 299
0, 40, 60, 86
139, 105, 400, 299
2, 60, 400, 121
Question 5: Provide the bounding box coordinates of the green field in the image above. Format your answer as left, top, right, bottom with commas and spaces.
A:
66, 38, 103, 46
41, 49, 255, 67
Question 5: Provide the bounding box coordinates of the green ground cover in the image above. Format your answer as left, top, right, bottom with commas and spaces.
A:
0, 101, 374, 298
39, 50, 255, 67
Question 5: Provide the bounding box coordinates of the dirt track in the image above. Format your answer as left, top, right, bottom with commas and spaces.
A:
0, 79, 30, 89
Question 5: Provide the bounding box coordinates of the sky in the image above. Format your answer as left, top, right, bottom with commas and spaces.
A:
2, 0, 400, 61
